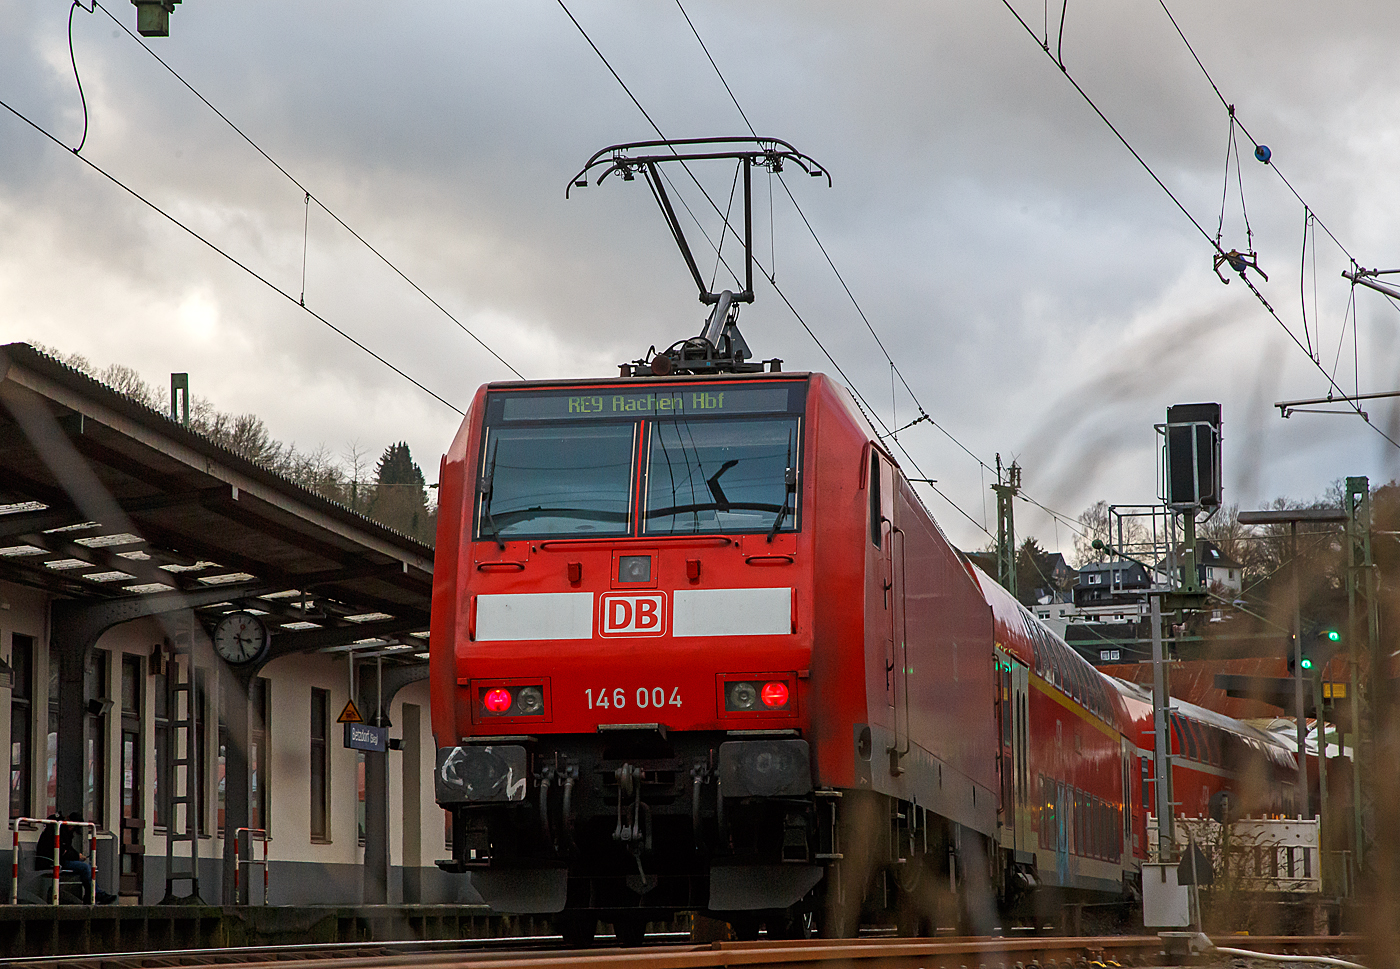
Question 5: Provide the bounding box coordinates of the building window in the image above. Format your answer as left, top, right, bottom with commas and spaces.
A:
45, 643, 59, 818
357, 750, 368, 847
120, 655, 142, 896
195, 670, 208, 836
85, 652, 109, 828
251, 678, 270, 833
153, 663, 168, 831
310, 688, 329, 842
10, 635, 33, 820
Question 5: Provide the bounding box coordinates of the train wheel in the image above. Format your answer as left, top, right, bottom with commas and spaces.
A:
612, 916, 647, 947
558, 913, 597, 948
768, 906, 814, 940
729, 915, 761, 941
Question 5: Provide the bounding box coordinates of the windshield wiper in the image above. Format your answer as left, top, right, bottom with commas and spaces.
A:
767, 430, 796, 542
478, 440, 506, 551
493, 507, 630, 527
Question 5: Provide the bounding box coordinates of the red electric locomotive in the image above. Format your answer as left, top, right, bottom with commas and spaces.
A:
428, 138, 1305, 942
427, 366, 1306, 939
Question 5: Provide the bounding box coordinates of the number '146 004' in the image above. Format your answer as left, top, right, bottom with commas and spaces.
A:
585, 687, 682, 710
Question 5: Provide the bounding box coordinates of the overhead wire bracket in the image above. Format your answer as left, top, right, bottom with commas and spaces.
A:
568, 137, 829, 377
1212, 105, 1267, 285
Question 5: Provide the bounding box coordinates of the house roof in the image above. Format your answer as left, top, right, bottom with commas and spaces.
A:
0, 342, 432, 661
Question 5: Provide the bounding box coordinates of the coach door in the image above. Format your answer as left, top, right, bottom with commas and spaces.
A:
870, 452, 896, 707
997, 651, 1031, 852
1013, 660, 1030, 849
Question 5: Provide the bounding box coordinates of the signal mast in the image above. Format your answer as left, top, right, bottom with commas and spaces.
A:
567, 137, 829, 377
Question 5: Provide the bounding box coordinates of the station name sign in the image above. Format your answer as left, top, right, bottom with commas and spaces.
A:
344, 722, 388, 752
495, 384, 799, 422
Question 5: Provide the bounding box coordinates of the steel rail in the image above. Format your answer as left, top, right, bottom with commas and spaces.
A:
0, 935, 1365, 969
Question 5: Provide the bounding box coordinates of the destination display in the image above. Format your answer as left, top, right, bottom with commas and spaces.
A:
496, 384, 800, 422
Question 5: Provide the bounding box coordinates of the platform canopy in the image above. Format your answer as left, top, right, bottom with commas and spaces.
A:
0, 342, 433, 661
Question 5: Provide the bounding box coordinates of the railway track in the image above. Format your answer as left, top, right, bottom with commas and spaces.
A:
0, 934, 1365, 969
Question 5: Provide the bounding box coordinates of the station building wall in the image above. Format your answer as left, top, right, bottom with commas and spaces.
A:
0, 579, 478, 906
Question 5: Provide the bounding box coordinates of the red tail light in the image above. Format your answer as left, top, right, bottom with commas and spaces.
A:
761, 681, 790, 707
483, 688, 513, 713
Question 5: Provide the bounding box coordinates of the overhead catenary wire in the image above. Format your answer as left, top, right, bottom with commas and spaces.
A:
564, 0, 1120, 550
88, 0, 525, 381
1156, 0, 1356, 264
674, 0, 1092, 544
0, 93, 465, 418
996, 0, 1400, 453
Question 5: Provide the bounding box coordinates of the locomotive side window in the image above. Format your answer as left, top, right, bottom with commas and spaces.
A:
644, 418, 800, 536
476, 424, 636, 539
869, 452, 882, 547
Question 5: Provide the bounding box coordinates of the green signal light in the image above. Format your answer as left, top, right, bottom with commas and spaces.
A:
1326, 630, 1341, 642
1300, 658, 1314, 670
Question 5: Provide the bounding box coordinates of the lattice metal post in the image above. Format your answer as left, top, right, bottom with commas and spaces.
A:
1344, 476, 1375, 874
992, 457, 1021, 598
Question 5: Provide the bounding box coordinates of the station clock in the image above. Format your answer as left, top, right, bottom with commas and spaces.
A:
212, 610, 270, 665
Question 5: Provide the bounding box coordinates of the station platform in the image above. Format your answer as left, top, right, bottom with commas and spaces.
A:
0, 904, 562, 958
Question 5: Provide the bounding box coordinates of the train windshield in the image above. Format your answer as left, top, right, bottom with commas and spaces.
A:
476, 381, 805, 541
478, 424, 636, 539
644, 418, 799, 536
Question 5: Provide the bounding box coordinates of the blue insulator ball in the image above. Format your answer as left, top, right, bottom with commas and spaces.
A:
1254, 144, 1272, 164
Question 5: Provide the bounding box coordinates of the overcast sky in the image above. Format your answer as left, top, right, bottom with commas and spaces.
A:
5, 0, 1400, 558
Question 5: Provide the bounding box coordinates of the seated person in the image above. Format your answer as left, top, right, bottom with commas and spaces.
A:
33, 814, 115, 904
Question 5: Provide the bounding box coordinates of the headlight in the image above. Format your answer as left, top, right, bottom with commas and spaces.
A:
722, 675, 793, 713
760, 681, 789, 708
515, 686, 544, 714
483, 688, 513, 713
476, 682, 547, 718
726, 681, 759, 711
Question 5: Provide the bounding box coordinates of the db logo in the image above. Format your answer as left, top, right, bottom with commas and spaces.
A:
599, 593, 667, 637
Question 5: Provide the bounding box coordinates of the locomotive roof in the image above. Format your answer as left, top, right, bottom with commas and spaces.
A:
484, 371, 812, 389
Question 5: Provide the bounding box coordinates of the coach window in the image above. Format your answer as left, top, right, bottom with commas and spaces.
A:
310, 689, 330, 842
1187, 720, 1206, 764
1164, 714, 1187, 761
9, 634, 33, 820
1181, 717, 1198, 761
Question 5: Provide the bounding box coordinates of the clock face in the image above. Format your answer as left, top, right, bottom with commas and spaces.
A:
213, 611, 267, 664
